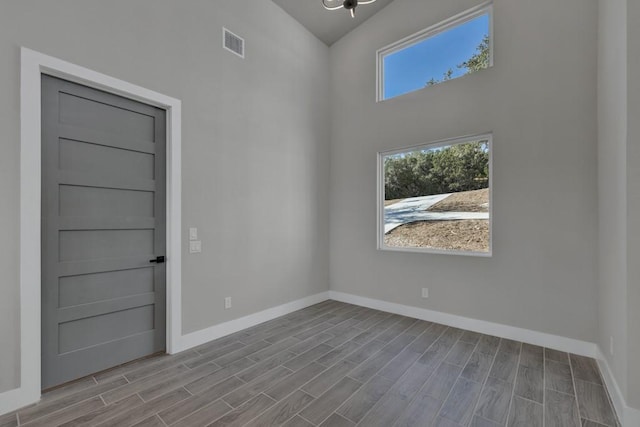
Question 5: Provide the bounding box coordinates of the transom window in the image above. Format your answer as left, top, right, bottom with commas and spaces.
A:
377, 3, 493, 101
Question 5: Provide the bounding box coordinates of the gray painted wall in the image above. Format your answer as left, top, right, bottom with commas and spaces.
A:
0, 0, 330, 393
626, 0, 640, 410
597, 0, 628, 403
329, 0, 599, 342
597, 0, 640, 411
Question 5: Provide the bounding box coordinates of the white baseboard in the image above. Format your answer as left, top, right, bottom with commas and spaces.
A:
176, 291, 330, 352
596, 347, 640, 427
329, 291, 598, 358
0, 386, 39, 419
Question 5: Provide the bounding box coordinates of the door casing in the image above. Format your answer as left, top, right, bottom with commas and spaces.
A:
15, 47, 182, 410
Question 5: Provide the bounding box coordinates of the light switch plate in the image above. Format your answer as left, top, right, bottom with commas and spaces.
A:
189, 240, 202, 253
189, 227, 198, 241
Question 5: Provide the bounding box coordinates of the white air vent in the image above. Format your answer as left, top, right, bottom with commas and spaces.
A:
223, 28, 245, 58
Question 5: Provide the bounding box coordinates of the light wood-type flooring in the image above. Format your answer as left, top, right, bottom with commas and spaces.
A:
0, 301, 619, 427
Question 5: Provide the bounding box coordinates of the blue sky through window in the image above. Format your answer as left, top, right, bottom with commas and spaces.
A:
383, 14, 490, 100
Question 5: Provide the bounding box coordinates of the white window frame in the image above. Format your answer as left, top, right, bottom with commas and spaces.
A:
377, 133, 493, 257
376, 2, 494, 102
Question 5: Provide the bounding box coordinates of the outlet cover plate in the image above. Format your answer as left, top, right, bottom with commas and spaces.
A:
189, 241, 202, 253
189, 227, 198, 241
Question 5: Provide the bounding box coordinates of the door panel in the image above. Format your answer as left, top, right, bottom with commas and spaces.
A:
41, 75, 166, 389
58, 138, 155, 179
58, 268, 155, 308
58, 186, 155, 218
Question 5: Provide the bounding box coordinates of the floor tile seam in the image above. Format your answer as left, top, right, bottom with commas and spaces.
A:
20, 382, 124, 427
402, 353, 479, 426
289, 359, 358, 403
264, 362, 326, 400
284, 345, 335, 371
428, 334, 484, 426
158, 395, 233, 426
357, 313, 395, 333
543, 388, 576, 398
375, 326, 465, 427
336, 340, 433, 426
221, 367, 297, 408
195, 342, 249, 360
580, 415, 616, 427
337, 330, 416, 373
226, 392, 290, 427
211, 340, 279, 366
511, 387, 546, 405
266, 324, 338, 348
460, 337, 505, 426
572, 377, 605, 387
201, 393, 273, 427
97, 354, 189, 383
155, 412, 169, 427
504, 342, 523, 426
82, 392, 148, 427
568, 356, 584, 425
39, 374, 128, 407
570, 361, 620, 427
375, 324, 452, 389
337, 406, 360, 425
261, 319, 335, 344
475, 414, 503, 426
248, 343, 304, 364
377, 318, 422, 343
350, 330, 423, 383
102, 364, 194, 402
343, 364, 419, 427
356, 321, 446, 384
136, 364, 220, 403
297, 381, 363, 427
299, 355, 364, 399
298, 413, 319, 426
401, 321, 443, 353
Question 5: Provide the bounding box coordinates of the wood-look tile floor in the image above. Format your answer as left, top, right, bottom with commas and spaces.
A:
0, 301, 620, 427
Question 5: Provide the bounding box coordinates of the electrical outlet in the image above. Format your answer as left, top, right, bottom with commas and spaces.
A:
189, 241, 202, 254
422, 288, 429, 299
610, 336, 614, 356
225, 297, 232, 309
189, 227, 198, 241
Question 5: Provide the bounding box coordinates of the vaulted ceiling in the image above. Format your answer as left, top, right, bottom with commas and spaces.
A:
271, 0, 396, 45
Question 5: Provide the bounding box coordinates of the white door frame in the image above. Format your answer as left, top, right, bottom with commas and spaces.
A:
9, 47, 182, 412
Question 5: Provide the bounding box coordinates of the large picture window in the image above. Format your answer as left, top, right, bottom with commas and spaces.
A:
377, 3, 493, 101
378, 135, 492, 256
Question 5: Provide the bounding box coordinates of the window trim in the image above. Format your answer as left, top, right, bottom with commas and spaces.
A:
377, 133, 494, 257
376, 2, 494, 102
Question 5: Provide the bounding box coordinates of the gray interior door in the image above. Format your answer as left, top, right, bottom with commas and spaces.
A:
41, 75, 167, 389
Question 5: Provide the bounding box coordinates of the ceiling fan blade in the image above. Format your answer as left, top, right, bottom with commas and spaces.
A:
322, 0, 344, 11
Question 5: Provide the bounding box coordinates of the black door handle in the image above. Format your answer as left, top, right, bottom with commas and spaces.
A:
150, 256, 165, 264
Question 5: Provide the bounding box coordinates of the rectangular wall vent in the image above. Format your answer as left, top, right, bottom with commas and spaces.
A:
223, 28, 245, 58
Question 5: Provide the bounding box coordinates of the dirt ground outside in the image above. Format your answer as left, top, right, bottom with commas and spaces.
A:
427, 188, 489, 213
384, 219, 489, 252
384, 199, 404, 207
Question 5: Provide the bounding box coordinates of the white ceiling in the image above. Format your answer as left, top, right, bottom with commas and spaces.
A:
271, 0, 396, 45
